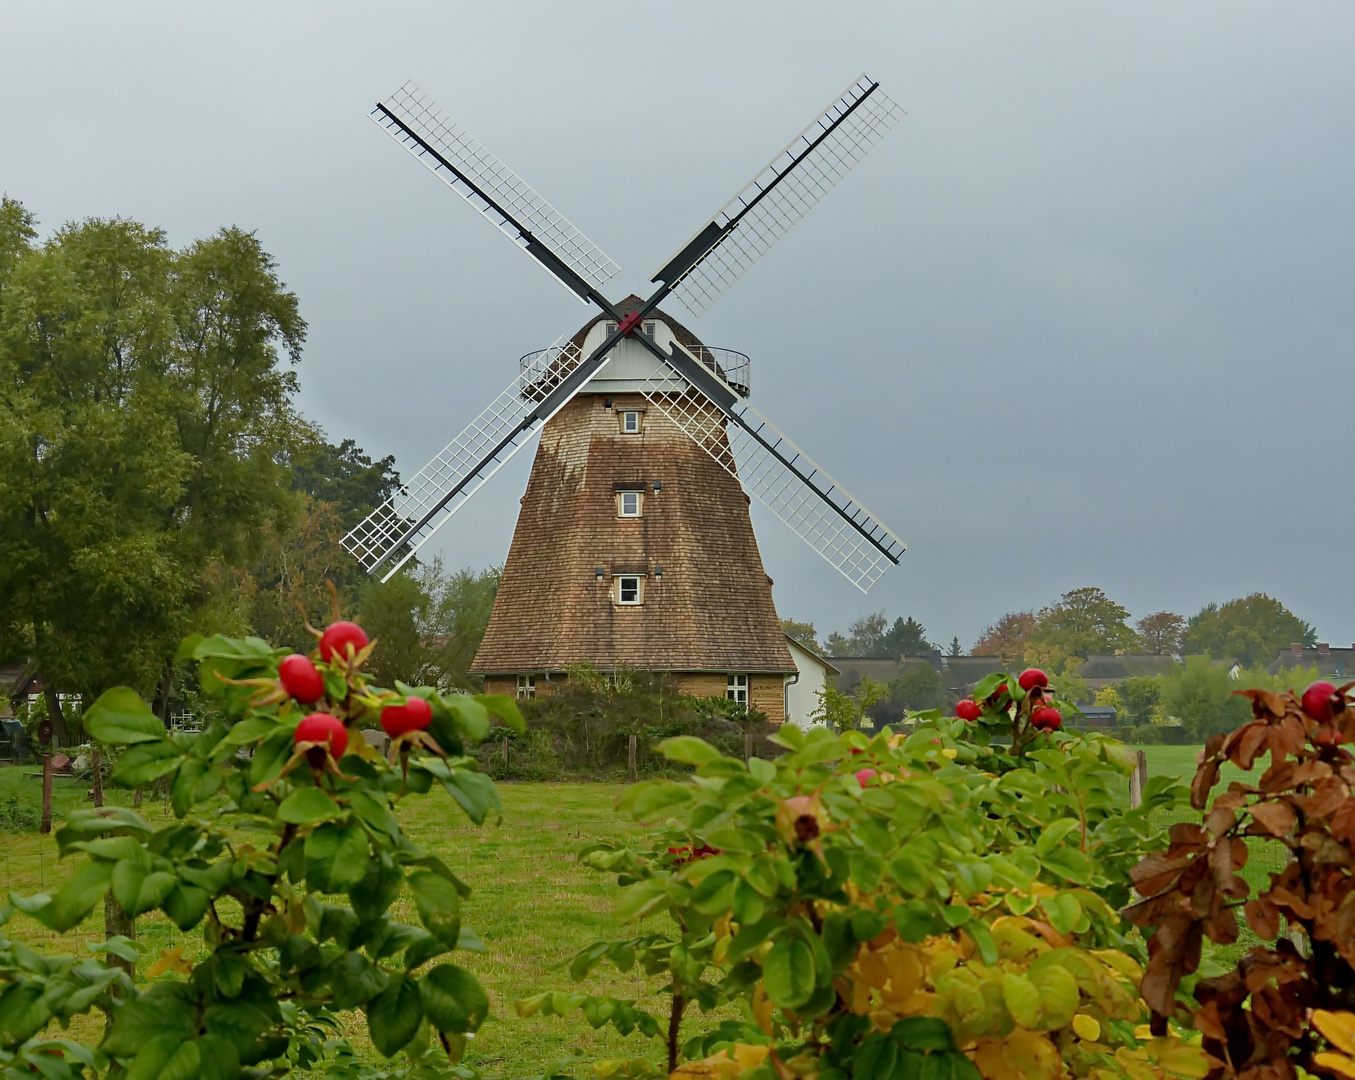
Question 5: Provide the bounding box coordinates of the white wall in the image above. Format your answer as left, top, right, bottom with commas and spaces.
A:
783, 637, 831, 728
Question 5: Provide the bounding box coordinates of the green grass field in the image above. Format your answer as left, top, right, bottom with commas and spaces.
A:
0, 745, 1275, 1075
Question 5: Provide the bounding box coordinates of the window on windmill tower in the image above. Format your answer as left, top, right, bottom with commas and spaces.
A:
617, 575, 642, 605
617, 490, 643, 518
516, 675, 536, 699
727, 674, 749, 705
620, 410, 641, 434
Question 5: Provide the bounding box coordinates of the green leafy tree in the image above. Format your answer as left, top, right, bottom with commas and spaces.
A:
289, 437, 400, 531
1159, 656, 1248, 739
0, 624, 521, 1077
0, 201, 307, 736
948, 636, 963, 657
886, 663, 944, 713
418, 560, 501, 691
1183, 593, 1316, 666
878, 616, 934, 657
779, 619, 819, 651
1116, 675, 1165, 727
1025, 587, 1137, 669
1136, 611, 1185, 655
358, 572, 433, 688
810, 677, 884, 732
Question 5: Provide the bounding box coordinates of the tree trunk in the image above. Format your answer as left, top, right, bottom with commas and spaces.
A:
41, 681, 68, 748
152, 661, 174, 727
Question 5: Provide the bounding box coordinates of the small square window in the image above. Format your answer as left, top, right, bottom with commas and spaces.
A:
727, 674, 749, 705
516, 675, 536, 699
621, 411, 640, 434
617, 575, 642, 605
619, 491, 642, 518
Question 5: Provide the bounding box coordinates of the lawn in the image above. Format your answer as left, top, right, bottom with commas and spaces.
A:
0, 743, 1283, 1075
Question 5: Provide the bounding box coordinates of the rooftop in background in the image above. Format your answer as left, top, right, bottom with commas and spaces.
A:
1269, 642, 1355, 679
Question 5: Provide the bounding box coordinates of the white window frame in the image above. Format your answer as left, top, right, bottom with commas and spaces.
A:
616, 575, 643, 605
621, 410, 641, 434
618, 490, 642, 518
516, 674, 536, 699
727, 674, 749, 705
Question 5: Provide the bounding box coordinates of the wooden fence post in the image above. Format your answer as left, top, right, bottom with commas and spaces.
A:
744, 730, 753, 765
93, 746, 136, 1004
502, 736, 510, 767
40, 755, 52, 835
90, 747, 102, 807
628, 734, 638, 782
1129, 749, 1148, 809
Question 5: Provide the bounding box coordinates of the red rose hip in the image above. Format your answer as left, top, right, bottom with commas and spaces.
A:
1018, 668, 1048, 692
380, 697, 433, 739
855, 768, 878, 786
1031, 706, 1062, 731
1302, 681, 1340, 723
956, 700, 981, 722
278, 653, 324, 704
295, 713, 348, 758
319, 621, 369, 664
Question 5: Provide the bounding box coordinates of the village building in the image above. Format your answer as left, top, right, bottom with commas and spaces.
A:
782, 635, 840, 728
1269, 641, 1355, 680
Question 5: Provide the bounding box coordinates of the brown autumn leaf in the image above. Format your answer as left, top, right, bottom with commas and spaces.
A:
1298, 776, 1351, 820
1232, 837, 1249, 871
1259, 760, 1295, 793
1214, 789, 1249, 813
1266, 884, 1315, 920
1206, 805, 1237, 836
1141, 916, 1203, 1015
1194, 1000, 1228, 1041
1245, 898, 1281, 939
1292, 759, 1334, 785
1272, 715, 1308, 759
1235, 687, 1289, 720
1249, 799, 1297, 838
1234, 722, 1270, 770
1192, 757, 1221, 811
1131, 849, 1197, 895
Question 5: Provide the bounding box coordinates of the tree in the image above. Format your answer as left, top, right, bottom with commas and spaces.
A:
780, 619, 820, 651
948, 636, 963, 657
878, 616, 934, 657
1136, 611, 1186, 655
0, 201, 307, 737
288, 435, 399, 530
1184, 593, 1316, 666
1116, 675, 1165, 727
846, 611, 888, 654
416, 559, 500, 690
888, 663, 944, 712
1159, 656, 1249, 740
356, 571, 431, 687
972, 610, 1037, 667
1026, 586, 1137, 667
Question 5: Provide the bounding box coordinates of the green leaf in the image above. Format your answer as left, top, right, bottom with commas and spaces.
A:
616, 876, 670, 923
85, 688, 166, 745
854, 1034, 899, 1080
349, 790, 401, 840
658, 737, 721, 765
1041, 846, 1094, 885
1000, 972, 1042, 1029
1034, 818, 1080, 858
891, 1017, 953, 1052
111, 741, 184, 787
473, 693, 525, 734
305, 821, 369, 891
112, 862, 177, 917
630, 781, 693, 824
763, 936, 814, 1010
193, 634, 275, 661
123, 1035, 198, 1080
366, 975, 423, 1056
276, 786, 342, 825
330, 950, 391, 1009
439, 767, 501, 825
350, 856, 403, 922
33, 859, 114, 931
1038, 893, 1082, 937
409, 870, 461, 945
163, 882, 211, 931
420, 963, 489, 1033
218, 717, 277, 747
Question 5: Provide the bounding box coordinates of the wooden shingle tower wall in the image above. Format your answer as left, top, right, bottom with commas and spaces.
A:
470, 298, 795, 718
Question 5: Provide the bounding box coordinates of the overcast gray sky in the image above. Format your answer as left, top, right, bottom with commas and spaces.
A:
4, 2, 1352, 650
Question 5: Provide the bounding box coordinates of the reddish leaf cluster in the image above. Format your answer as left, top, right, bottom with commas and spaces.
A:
1127, 682, 1355, 1079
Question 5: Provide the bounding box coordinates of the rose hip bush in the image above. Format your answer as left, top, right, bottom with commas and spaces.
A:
1128, 678, 1355, 1079
521, 674, 1206, 1080
0, 623, 520, 1079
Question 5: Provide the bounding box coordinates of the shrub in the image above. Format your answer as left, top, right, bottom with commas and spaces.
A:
1127, 681, 1355, 1076
0, 627, 518, 1078
521, 671, 1205, 1080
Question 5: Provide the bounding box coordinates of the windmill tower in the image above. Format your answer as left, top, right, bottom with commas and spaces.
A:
344, 77, 908, 714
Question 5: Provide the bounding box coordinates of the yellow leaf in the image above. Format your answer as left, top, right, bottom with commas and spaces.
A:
752, 983, 774, 1036
1314, 1052, 1355, 1080
942, 747, 958, 759
1145, 1037, 1209, 1078
1315, 1011, 1355, 1057
147, 947, 192, 978
1072, 1014, 1101, 1041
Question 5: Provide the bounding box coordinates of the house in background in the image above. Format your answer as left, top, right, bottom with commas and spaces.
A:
1269, 641, 1355, 680
782, 634, 840, 728
1076, 654, 1178, 698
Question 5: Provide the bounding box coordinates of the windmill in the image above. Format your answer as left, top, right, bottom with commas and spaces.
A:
344, 75, 907, 716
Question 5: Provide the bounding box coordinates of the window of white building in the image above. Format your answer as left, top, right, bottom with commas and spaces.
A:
727, 674, 749, 705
